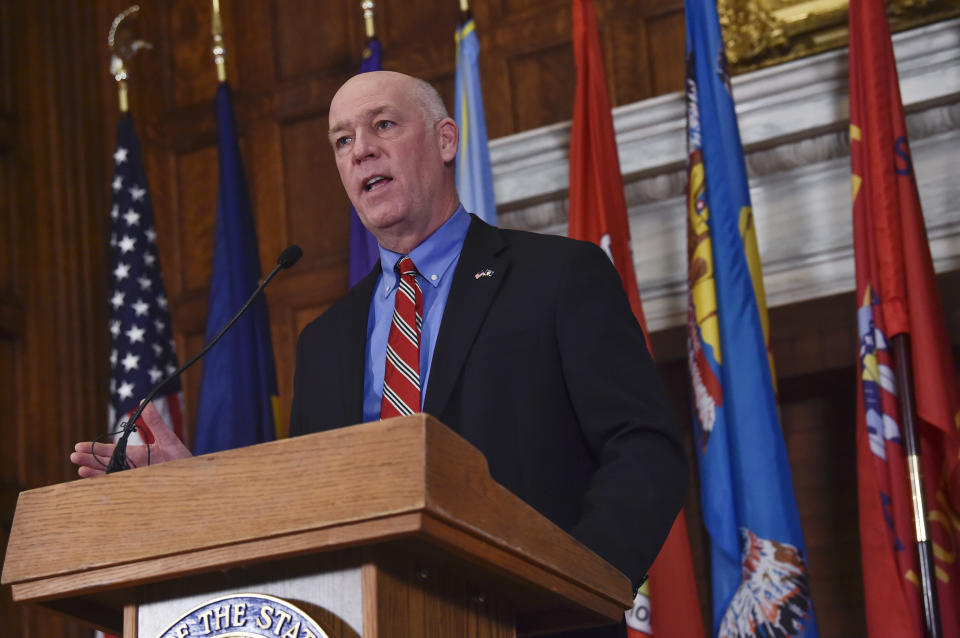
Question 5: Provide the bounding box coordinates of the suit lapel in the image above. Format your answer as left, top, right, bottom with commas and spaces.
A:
337, 264, 380, 424
424, 217, 508, 418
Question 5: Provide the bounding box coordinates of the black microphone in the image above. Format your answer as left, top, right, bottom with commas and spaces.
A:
105, 244, 303, 473
277, 244, 302, 269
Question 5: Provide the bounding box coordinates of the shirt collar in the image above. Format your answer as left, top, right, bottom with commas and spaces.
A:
378, 205, 471, 297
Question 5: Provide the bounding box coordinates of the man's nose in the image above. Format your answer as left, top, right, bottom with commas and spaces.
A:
352, 130, 379, 163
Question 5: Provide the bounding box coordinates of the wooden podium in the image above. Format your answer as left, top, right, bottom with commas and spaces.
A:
2, 415, 632, 637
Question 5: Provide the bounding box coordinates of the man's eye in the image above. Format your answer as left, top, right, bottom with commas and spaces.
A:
335, 136, 352, 148
375, 120, 394, 131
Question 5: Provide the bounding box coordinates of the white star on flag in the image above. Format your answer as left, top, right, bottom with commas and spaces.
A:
113, 147, 128, 164
157, 294, 167, 309
129, 186, 146, 201
126, 325, 146, 344
117, 380, 135, 400
145, 227, 157, 243
121, 352, 140, 372
148, 366, 163, 383
111, 205, 119, 219
114, 262, 130, 281
110, 291, 125, 309
110, 320, 121, 337
133, 299, 149, 316
112, 176, 123, 191
138, 276, 152, 290
144, 252, 156, 266
118, 235, 136, 254
123, 209, 140, 226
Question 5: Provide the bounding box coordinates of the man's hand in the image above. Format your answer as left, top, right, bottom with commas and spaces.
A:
70, 401, 192, 478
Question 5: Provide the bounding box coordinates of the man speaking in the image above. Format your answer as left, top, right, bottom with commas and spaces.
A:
73, 71, 687, 638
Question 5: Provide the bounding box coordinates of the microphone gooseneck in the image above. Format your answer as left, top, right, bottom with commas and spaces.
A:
105, 244, 303, 473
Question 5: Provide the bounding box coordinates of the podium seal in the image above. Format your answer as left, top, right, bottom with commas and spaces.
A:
158, 593, 330, 638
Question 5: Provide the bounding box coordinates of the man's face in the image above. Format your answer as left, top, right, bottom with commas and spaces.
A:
328, 73, 455, 246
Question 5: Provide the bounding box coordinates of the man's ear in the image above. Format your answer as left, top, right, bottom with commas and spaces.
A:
436, 117, 459, 163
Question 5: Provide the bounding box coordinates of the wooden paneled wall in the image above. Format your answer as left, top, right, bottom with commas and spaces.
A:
1, 2, 112, 637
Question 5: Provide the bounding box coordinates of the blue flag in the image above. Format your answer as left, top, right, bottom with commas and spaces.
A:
684, 0, 819, 635
347, 38, 383, 287
454, 18, 497, 225
193, 83, 279, 455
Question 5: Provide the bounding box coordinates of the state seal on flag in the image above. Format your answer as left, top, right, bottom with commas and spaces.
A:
158, 593, 330, 638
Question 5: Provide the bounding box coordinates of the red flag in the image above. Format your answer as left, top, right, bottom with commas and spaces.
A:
850, 0, 960, 636
569, 2, 705, 636
569, 0, 648, 339
645, 513, 706, 637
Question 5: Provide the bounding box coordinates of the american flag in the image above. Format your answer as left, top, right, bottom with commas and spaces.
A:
107, 116, 183, 445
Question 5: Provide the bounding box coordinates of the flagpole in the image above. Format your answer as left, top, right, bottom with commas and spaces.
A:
891, 334, 943, 638
108, 5, 152, 114
459, 0, 471, 22
211, 0, 227, 82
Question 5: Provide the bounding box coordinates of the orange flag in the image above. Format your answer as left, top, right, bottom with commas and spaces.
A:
569, 1, 705, 635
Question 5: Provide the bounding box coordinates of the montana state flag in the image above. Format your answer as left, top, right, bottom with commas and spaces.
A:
685, 0, 818, 634
850, 0, 960, 636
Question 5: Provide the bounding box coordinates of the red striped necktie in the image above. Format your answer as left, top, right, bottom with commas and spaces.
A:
380, 256, 423, 418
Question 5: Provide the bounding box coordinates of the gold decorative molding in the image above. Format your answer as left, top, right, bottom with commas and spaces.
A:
718, 0, 789, 65
888, 0, 939, 15
722, 0, 960, 73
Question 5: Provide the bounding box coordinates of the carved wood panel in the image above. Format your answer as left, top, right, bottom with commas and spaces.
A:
1, 2, 116, 637
274, 1, 355, 80
0, 2, 22, 631
280, 115, 352, 269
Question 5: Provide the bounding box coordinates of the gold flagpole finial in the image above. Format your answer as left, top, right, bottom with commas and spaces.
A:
361, 1, 376, 39
460, 0, 470, 12
211, 0, 227, 82
108, 5, 152, 113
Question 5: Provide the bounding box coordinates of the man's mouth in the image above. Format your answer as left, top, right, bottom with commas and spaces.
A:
363, 176, 393, 192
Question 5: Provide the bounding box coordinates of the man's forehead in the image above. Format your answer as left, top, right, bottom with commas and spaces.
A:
328, 103, 400, 134
329, 73, 417, 130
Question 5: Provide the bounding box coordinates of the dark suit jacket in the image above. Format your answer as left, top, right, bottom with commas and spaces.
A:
291, 215, 687, 637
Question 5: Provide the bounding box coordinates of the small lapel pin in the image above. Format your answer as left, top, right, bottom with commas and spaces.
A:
474, 268, 495, 279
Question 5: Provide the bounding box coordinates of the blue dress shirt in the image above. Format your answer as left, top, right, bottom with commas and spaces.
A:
362, 205, 471, 422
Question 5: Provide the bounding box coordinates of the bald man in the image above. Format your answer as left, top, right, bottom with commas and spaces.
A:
73, 72, 687, 638
292, 72, 687, 638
